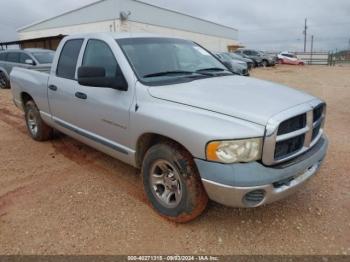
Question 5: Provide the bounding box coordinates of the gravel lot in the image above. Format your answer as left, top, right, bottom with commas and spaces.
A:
0, 65, 349, 255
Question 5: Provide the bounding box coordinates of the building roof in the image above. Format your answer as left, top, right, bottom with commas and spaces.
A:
18, 0, 238, 40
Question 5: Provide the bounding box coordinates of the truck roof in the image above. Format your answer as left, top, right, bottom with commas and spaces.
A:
63, 32, 186, 41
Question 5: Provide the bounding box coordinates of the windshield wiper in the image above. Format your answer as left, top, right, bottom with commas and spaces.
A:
196, 67, 227, 73
143, 70, 195, 78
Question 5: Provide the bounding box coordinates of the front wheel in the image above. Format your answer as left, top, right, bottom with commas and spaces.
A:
142, 143, 208, 223
24, 100, 53, 141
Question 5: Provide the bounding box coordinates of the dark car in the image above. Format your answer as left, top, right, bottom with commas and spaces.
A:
226, 52, 254, 70
235, 49, 275, 67
215, 52, 250, 76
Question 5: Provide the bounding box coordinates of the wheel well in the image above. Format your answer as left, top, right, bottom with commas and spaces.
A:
21, 92, 34, 107
135, 133, 192, 168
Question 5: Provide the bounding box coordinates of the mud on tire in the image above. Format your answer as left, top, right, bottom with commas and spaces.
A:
24, 100, 53, 141
142, 142, 208, 223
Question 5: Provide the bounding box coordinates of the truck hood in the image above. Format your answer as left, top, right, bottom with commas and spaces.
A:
148, 75, 315, 126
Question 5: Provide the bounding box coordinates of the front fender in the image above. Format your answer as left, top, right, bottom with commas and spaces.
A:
131, 86, 265, 159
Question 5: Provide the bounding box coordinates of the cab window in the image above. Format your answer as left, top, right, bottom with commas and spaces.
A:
82, 39, 122, 78
56, 39, 84, 80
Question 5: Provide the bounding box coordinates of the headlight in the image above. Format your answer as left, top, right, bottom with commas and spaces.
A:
206, 138, 263, 164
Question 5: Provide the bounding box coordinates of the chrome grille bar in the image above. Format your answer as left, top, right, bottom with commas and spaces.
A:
262, 99, 326, 166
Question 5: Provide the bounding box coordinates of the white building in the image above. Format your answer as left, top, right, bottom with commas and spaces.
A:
17, 0, 239, 52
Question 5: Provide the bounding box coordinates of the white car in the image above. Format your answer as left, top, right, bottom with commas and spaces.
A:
277, 52, 305, 65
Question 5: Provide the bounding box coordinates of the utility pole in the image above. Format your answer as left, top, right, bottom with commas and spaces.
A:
310, 35, 314, 65
303, 18, 308, 52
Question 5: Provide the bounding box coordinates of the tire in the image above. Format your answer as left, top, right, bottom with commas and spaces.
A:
262, 60, 268, 67
142, 142, 208, 223
0, 71, 10, 89
24, 100, 53, 141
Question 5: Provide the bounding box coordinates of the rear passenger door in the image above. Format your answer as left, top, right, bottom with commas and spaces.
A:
48, 39, 84, 126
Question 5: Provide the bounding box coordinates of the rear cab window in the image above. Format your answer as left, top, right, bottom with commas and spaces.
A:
56, 39, 84, 80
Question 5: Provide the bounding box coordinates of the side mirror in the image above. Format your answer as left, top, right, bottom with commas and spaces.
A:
25, 59, 35, 65
77, 66, 128, 91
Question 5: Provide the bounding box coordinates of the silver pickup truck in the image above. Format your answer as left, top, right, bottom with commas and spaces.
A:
10, 33, 328, 222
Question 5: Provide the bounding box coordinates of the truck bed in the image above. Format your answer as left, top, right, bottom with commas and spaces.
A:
10, 67, 51, 114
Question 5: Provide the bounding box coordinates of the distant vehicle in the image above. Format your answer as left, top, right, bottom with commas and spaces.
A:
215, 52, 250, 76
258, 51, 277, 67
278, 52, 305, 65
0, 48, 55, 89
235, 49, 275, 67
226, 52, 254, 70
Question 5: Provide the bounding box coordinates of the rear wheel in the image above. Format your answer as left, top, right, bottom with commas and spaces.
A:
142, 142, 208, 223
0, 71, 10, 89
262, 60, 268, 67
24, 100, 53, 141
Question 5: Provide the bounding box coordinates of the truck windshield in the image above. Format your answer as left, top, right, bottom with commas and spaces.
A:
31, 51, 55, 64
116, 38, 231, 85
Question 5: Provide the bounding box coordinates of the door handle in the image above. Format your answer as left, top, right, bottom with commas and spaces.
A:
75, 92, 87, 100
48, 85, 58, 91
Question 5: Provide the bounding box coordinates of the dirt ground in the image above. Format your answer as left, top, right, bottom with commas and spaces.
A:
0, 65, 349, 255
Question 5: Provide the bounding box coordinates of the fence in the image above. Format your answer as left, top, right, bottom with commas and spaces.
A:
266, 51, 350, 66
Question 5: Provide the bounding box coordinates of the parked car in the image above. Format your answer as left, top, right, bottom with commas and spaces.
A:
278, 52, 305, 65
215, 52, 249, 76
258, 51, 277, 67
234, 49, 263, 67
10, 33, 328, 222
226, 52, 254, 70
0, 48, 54, 89
235, 49, 275, 67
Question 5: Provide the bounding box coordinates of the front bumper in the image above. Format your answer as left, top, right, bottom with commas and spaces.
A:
195, 136, 328, 208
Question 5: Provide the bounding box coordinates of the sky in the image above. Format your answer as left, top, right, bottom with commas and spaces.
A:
0, 0, 349, 52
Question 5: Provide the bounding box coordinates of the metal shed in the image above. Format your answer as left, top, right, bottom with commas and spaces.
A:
16, 0, 239, 52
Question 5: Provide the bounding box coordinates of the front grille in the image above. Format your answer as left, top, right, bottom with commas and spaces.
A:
312, 122, 322, 140
263, 101, 326, 165
277, 114, 306, 135
275, 134, 305, 159
313, 104, 324, 122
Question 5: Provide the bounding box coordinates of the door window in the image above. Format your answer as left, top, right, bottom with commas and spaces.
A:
82, 39, 122, 78
0, 52, 6, 61
20, 53, 32, 64
56, 39, 84, 80
7, 52, 20, 63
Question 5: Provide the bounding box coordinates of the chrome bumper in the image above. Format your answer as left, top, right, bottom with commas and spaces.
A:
196, 136, 328, 208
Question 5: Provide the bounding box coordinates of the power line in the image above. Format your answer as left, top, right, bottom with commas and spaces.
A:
241, 21, 350, 33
